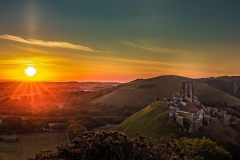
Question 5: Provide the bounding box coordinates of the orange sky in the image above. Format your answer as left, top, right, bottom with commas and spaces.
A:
0, 40, 238, 82
1, 1, 240, 82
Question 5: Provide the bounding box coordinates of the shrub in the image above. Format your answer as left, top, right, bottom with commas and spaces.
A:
29, 131, 231, 160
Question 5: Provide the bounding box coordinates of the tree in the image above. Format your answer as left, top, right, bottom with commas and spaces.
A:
0, 122, 9, 131
81, 120, 95, 130
66, 123, 87, 140
2, 117, 23, 130
175, 137, 232, 160
43, 123, 50, 130
23, 119, 34, 129
50, 123, 66, 131
21, 122, 32, 133
29, 131, 231, 160
32, 121, 44, 130
60, 107, 73, 116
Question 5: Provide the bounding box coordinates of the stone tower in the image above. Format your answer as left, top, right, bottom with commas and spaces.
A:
180, 82, 194, 102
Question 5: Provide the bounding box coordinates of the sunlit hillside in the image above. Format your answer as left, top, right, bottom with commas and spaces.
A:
92, 75, 240, 108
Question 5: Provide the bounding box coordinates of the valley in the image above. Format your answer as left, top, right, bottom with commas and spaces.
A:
1, 75, 240, 159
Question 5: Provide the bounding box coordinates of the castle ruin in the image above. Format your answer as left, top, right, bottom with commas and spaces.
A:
180, 82, 194, 102
168, 81, 238, 133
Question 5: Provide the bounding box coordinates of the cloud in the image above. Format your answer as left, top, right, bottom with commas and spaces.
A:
10, 45, 49, 54
215, 68, 231, 72
0, 34, 98, 52
122, 41, 161, 52
122, 40, 189, 55
101, 57, 176, 66
40, 62, 58, 66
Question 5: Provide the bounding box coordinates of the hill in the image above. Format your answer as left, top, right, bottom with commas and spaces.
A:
111, 101, 178, 138
200, 76, 240, 99
92, 75, 240, 108
112, 101, 240, 145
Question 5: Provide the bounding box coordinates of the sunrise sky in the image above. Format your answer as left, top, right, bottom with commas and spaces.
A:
1, 1, 240, 82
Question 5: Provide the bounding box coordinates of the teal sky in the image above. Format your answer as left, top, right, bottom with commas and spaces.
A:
0, 0, 240, 82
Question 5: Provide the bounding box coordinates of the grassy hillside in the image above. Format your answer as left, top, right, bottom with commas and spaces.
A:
92, 75, 240, 108
111, 101, 178, 138
112, 101, 240, 144
200, 118, 240, 145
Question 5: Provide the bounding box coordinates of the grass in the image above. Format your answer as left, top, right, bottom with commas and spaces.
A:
175, 118, 240, 145
0, 132, 67, 160
111, 101, 240, 145
225, 108, 240, 116
193, 79, 240, 106
111, 101, 179, 139
92, 75, 240, 109
177, 112, 190, 118
200, 76, 240, 99
178, 102, 199, 113
199, 118, 240, 145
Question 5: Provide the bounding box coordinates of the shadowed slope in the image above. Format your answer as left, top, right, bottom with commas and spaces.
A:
92, 75, 240, 108
200, 76, 240, 99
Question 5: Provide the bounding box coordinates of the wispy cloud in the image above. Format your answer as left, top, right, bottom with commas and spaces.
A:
122, 41, 161, 52
151, 67, 207, 74
10, 45, 49, 54
101, 57, 176, 66
122, 40, 188, 55
40, 62, 58, 66
215, 68, 231, 72
0, 34, 98, 52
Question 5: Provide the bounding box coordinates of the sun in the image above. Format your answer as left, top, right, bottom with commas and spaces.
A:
25, 67, 37, 77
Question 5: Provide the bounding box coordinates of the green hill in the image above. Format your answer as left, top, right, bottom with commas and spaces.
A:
112, 101, 240, 144
92, 75, 240, 108
111, 101, 178, 138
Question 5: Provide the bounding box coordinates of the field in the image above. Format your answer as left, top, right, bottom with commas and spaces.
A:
0, 132, 67, 160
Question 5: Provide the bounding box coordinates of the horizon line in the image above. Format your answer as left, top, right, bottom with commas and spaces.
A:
0, 74, 239, 83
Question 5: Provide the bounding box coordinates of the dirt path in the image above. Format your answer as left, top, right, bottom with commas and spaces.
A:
93, 124, 115, 132
65, 132, 70, 142
234, 81, 237, 93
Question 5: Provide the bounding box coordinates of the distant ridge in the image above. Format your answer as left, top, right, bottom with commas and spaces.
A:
200, 76, 240, 99
92, 75, 240, 108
